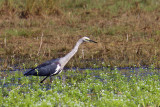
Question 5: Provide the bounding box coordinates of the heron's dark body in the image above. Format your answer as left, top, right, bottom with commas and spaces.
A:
24, 58, 61, 76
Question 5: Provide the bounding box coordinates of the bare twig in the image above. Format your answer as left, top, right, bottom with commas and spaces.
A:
37, 32, 44, 56
4, 35, 6, 47
126, 34, 129, 42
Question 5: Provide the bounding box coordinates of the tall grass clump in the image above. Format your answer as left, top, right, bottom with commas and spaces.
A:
0, 0, 61, 17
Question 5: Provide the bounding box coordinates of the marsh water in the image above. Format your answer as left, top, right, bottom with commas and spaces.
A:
1, 66, 159, 76
1, 66, 160, 85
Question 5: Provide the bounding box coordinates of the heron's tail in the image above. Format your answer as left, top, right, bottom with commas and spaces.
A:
24, 69, 35, 76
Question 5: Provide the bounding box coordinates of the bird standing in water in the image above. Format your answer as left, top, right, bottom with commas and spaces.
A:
24, 37, 97, 83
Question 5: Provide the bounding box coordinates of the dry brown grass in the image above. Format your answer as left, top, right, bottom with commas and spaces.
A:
0, 0, 160, 69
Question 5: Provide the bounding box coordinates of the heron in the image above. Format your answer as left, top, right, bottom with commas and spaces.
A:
24, 37, 97, 83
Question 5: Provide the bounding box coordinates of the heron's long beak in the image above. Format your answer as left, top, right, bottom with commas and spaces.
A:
89, 40, 97, 43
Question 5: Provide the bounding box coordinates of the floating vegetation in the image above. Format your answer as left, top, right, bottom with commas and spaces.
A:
1, 67, 160, 106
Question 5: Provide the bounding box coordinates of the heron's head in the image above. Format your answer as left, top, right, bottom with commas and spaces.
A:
82, 37, 97, 43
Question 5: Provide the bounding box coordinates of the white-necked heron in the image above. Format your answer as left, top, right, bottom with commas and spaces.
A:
24, 37, 97, 83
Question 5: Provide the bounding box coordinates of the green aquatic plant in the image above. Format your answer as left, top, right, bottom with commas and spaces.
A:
1, 67, 160, 106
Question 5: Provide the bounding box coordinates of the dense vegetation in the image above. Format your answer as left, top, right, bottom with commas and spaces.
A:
1, 67, 160, 106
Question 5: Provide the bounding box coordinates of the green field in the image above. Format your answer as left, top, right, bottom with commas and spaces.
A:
1, 67, 160, 106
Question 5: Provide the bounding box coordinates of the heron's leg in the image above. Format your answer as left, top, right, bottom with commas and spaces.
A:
50, 76, 53, 83
40, 76, 49, 83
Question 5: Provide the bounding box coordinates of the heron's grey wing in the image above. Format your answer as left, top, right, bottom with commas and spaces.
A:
35, 62, 61, 76
24, 59, 60, 76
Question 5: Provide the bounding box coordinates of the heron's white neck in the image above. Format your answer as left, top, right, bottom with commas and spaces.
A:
60, 39, 83, 68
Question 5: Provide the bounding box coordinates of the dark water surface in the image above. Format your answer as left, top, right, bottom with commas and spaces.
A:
1, 66, 160, 76
1, 67, 160, 90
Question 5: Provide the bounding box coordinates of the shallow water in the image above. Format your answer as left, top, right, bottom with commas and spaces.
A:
1, 67, 160, 77
1, 67, 160, 87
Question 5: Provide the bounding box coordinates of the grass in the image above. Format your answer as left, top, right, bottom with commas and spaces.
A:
1, 67, 160, 106
0, 0, 160, 69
